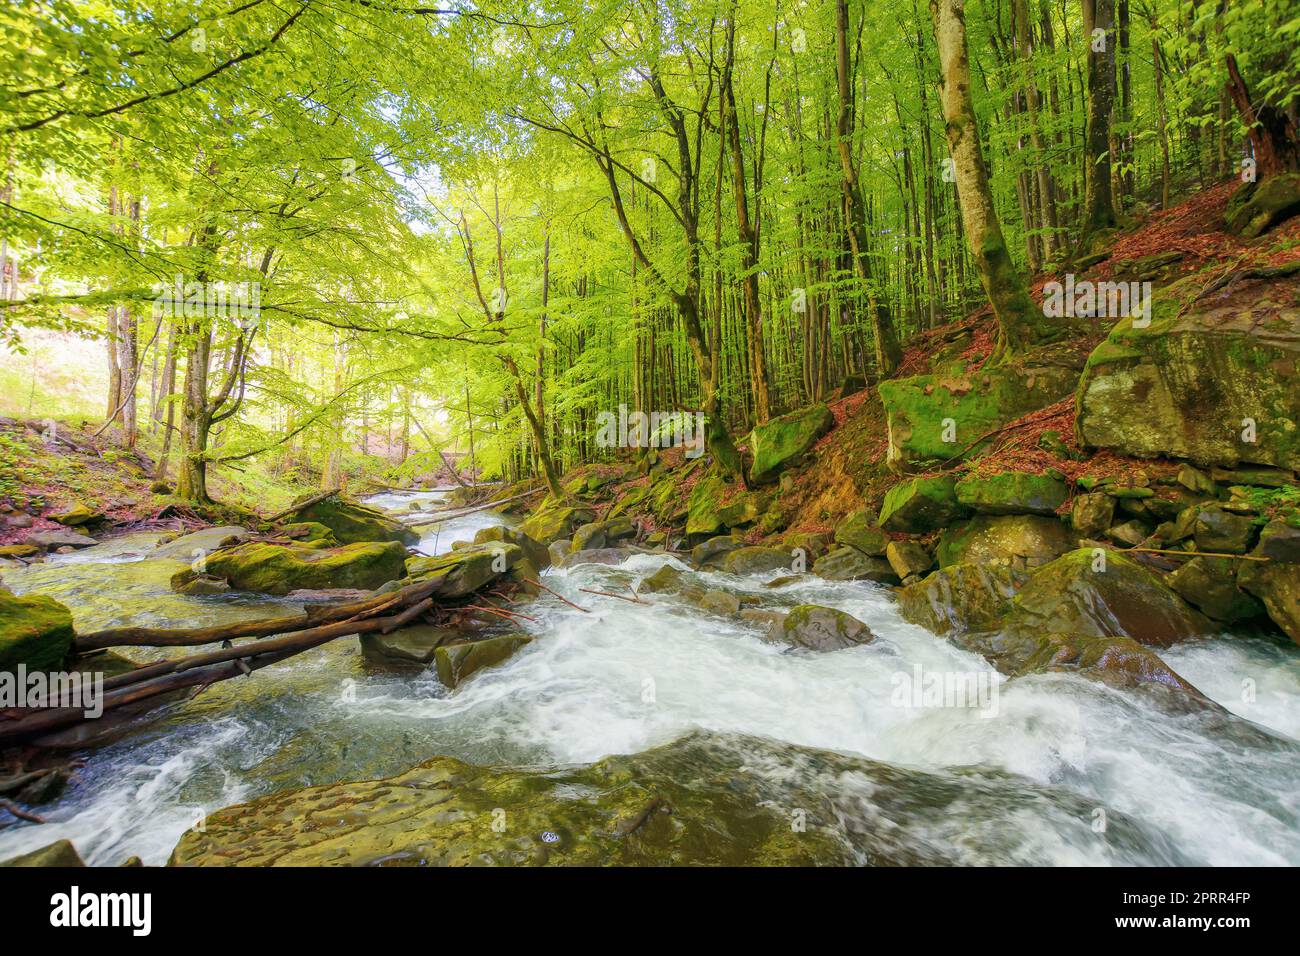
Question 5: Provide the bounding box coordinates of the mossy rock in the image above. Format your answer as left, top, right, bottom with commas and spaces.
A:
1, 839, 85, 867
1191, 504, 1259, 555
690, 534, 745, 568
992, 629, 1201, 696
1005, 548, 1214, 648
935, 515, 1074, 570
361, 624, 464, 665
474, 525, 551, 570
720, 546, 793, 575
1167, 556, 1265, 624
152, 525, 250, 559
885, 540, 933, 581
746, 403, 834, 484
435, 635, 533, 688
290, 494, 417, 546
879, 476, 966, 533
1075, 299, 1300, 471
768, 605, 874, 652
811, 546, 899, 583
1070, 492, 1116, 537
0, 589, 75, 671
834, 509, 888, 555
1238, 555, 1300, 646
685, 474, 728, 537
716, 492, 770, 528
896, 563, 1027, 637
172, 541, 408, 596
171, 731, 1041, 866
1224, 173, 1300, 238
878, 363, 1078, 472
518, 497, 597, 546
954, 471, 1068, 516
49, 503, 103, 527
406, 543, 523, 598
279, 521, 339, 547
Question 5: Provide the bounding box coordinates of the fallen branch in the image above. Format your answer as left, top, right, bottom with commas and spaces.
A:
579, 587, 648, 605
463, 604, 538, 624
523, 577, 590, 612
1124, 546, 1268, 562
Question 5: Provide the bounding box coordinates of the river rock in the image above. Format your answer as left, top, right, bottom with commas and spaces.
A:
954, 471, 1068, 516
885, 540, 933, 582
152, 526, 250, 559
896, 563, 1027, 637
834, 509, 889, 555
1191, 505, 1258, 554
690, 534, 745, 568
361, 624, 465, 665
407, 543, 523, 598
25, 529, 97, 550
561, 547, 645, 567
1238, 559, 1300, 645
721, 546, 793, 575
519, 497, 597, 545
289, 494, 418, 546
1075, 303, 1300, 471
0, 589, 75, 671
685, 474, 728, 537
698, 590, 742, 615
879, 476, 966, 533
812, 546, 899, 583
1167, 556, 1264, 624
173, 573, 232, 596
1005, 548, 1214, 648
1, 839, 85, 867
768, 605, 874, 652
172, 540, 409, 596
1070, 492, 1116, 537
746, 402, 834, 485
278, 521, 338, 547
435, 635, 533, 688
935, 514, 1074, 570
1253, 519, 1300, 563
474, 525, 551, 570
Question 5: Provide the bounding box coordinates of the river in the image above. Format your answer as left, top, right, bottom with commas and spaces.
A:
2, 489, 1297, 866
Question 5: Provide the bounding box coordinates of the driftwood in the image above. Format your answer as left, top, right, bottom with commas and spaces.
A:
0, 576, 453, 746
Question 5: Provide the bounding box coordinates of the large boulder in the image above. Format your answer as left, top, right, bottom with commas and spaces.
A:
1238, 551, 1300, 646
1, 839, 85, 867
1224, 172, 1300, 238
720, 547, 794, 576
1075, 303, 1300, 471
289, 494, 418, 546
954, 471, 1068, 516
811, 547, 899, 583
518, 497, 597, 545
879, 476, 966, 533
885, 540, 933, 582
690, 535, 745, 568
171, 541, 408, 596
1167, 556, 1265, 624
684, 474, 728, 537
878, 363, 1078, 472
896, 563, 1026, 637
25, 529, 96, 550
834, 509, 889, 555
0, 589, 75, 671
746, 403, 834, 484
1005, 548, 1214, 648
435, 635, 533, 688
767, 605, 874, 652
406, 543, 523, 598
175, 731, 1095, 867
474, 525, 551, 570
934, 515, 1074, 570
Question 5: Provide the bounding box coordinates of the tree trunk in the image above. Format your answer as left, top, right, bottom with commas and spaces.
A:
1078, 0, 1120, 248
930, 0, 1052, 353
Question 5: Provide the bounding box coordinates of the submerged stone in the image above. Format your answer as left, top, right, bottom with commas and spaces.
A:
768, 605, 873, 651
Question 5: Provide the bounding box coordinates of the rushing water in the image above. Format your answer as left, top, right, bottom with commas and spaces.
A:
1, 489, 1297, 866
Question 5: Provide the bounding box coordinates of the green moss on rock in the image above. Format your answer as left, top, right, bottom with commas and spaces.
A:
879, 476, 966, 533
746, 403, 834, 484
0, 589, 75, 672
289, 494, 417, 546
954, 471, 1068, 516
172, 541, 408, 596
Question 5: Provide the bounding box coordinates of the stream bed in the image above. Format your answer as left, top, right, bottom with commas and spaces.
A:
2, 489, 1298, 866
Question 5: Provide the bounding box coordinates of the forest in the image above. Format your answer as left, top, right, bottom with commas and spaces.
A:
0, 0, 1299, 874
